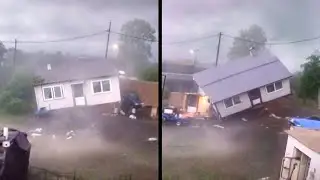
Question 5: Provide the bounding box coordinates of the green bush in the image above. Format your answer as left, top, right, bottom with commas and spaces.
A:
139, 65, 158, 82
4, 97, 29, 114
0, 72, 34, 114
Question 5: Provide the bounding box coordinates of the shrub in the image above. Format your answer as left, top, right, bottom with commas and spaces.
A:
0, 72, 34, 114
139, 65, 158, 82
4, 97, 29, 114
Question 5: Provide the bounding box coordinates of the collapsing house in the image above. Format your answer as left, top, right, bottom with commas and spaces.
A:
193, 51, 292, 118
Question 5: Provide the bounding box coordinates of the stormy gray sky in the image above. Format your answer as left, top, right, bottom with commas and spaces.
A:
0, 0, 158, 60
163, 0, 320, 72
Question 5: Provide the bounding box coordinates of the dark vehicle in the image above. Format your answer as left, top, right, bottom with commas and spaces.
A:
0, 128, 31, 180
162, 107, 190, 126
120, 92, 144, 116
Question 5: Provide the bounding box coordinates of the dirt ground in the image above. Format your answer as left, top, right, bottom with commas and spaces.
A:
2, 107, 158, 180
162, 96, 319, 180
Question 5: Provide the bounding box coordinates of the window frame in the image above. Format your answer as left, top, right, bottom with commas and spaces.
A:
266, 81, 283, 94
42, 85, 64, 101
91, 79, 112, 94
224, 95, 242, 108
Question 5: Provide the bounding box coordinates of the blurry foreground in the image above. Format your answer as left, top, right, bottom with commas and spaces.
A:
1, 107, 158, 180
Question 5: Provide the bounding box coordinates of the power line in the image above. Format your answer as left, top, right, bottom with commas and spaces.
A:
19, 30, 107, 44
163, 33, 219, 45
163, 32, 320, 47
110, 31, 158, 42
223, 33, 320, 46
0, 30, 158, 44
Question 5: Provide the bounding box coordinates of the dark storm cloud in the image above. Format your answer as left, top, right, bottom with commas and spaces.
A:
0, 0, 158, 56
163, 0, 320, 71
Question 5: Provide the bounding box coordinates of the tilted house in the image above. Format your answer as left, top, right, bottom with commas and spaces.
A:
193, 51, 292, 118
33, 58, 121, 110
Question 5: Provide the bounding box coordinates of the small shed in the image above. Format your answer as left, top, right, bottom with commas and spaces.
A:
280, 127, 320, 180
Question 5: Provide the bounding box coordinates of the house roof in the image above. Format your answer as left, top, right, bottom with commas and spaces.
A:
34, 58, 118, 84
193, 51, 292, 102
286, 127, 320, 153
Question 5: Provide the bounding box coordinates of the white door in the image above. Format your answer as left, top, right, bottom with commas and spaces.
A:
72, 84, 86, 106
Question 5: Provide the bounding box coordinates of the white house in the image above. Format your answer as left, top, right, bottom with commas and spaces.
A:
279, 127, 320, 180
33, 58, 121, 110
193, 51, 292, 118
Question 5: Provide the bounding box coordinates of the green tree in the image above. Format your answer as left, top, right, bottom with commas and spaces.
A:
139, 65, 158, 82
298, 55, 320, 101
228, 25, 267, 60
0, 72, 35, 114
117, 19, 156, 75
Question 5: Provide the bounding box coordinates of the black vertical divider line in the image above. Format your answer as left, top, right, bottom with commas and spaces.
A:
158, 0, 163, 179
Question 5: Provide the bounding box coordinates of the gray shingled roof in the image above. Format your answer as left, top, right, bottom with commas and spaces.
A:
34, 58, 118, 85
193, 51, 292, 103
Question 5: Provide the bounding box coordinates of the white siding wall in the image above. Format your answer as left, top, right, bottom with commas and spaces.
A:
260, 78, 291, 103
34, 82, 74, 110
215, 92, 252, 118
34, 76, 121, 110
281, 136, 320, 180
84, 76, 121, 106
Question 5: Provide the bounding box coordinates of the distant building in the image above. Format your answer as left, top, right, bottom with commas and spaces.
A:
162, 62, 206, 93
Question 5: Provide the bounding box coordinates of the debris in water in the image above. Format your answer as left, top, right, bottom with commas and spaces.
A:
66, 136, 72, 140
29, 128, 42, 133
31, 133, 42, 138
120, 110, 125, 115
266, 127, 269, 129
258, 177, 270, 180
213, 125, 224, 129
148, 137, 157, 142
35, 128, 42, 132
66, 130, 75, 137
241, 118, 248, 122
269, 113, 281, 119
129, 114, 137, 119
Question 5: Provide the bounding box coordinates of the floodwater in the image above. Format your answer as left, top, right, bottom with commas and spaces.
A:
3, 109, 158, 180
162, 109, 289, 180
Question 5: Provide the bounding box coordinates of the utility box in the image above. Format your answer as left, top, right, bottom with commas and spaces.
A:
0, 128, 31, 180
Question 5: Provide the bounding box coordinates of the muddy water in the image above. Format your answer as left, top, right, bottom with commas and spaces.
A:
162, 117, 288, 180
1, 113, 158, 180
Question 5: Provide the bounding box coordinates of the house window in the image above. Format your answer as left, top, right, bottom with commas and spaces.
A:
43, 85, 63, 100
92, 79, 111, 94
266, 81, 283, 93
224, 95, 241, 108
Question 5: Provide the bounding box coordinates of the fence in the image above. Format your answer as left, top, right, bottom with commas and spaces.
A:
28, 167, 132, 180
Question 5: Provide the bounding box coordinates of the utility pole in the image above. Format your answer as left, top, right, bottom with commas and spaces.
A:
105, 21, 112, 59
13, 39, 17, 71
162, 74, 166, 99
215, 32, 222, 67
